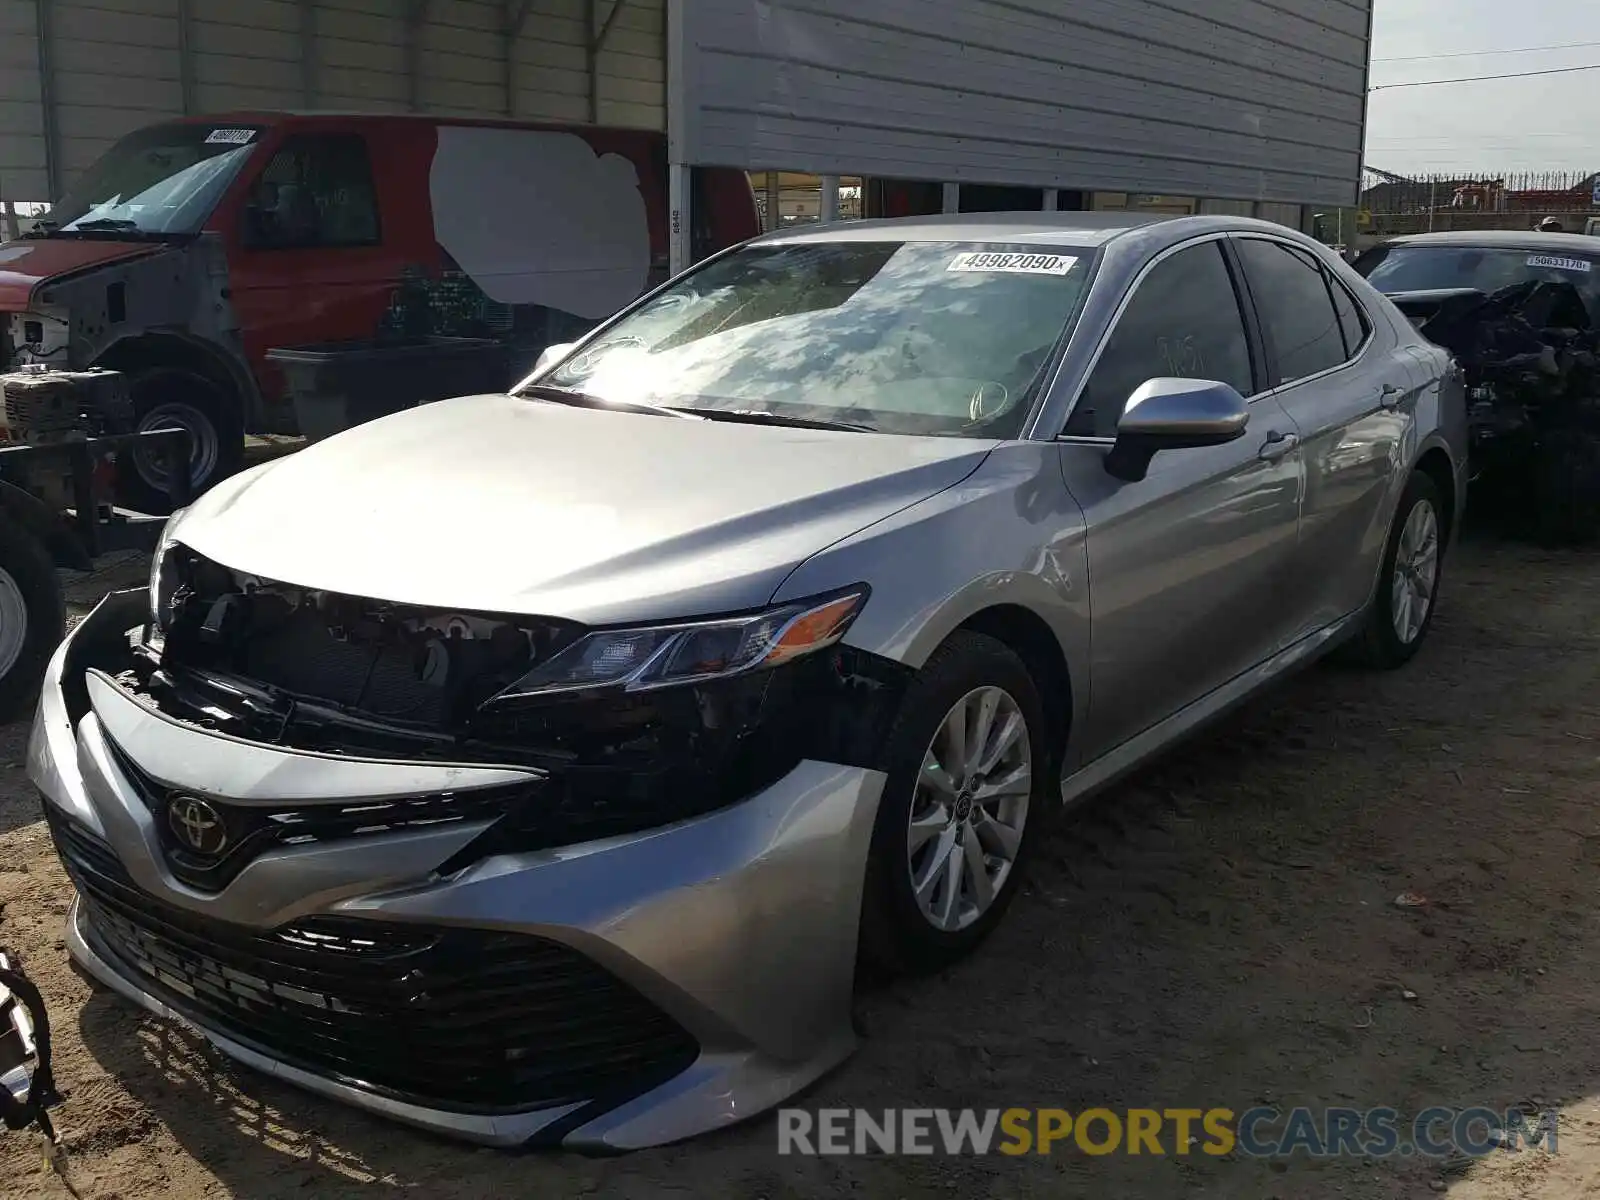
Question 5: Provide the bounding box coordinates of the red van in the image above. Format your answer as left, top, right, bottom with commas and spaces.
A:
0, 113, 760, 508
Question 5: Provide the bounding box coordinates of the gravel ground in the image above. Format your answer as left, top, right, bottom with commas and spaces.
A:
1, 532, 1599, 1199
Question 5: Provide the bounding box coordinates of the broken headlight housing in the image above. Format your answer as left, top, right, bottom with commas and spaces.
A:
485, 587, 869, 703
145, 510, 188, 651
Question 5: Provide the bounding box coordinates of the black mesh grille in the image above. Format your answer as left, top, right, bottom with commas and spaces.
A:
44, 804, 700, 1114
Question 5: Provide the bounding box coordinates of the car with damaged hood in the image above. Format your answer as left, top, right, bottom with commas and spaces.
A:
1353, 231, 1600, 540
30, 213, 1468, 1152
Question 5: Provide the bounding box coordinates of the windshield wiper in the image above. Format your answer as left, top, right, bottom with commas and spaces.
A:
520, 383, 698, 420
63, 218, 143, 232
672, 407, 873, 433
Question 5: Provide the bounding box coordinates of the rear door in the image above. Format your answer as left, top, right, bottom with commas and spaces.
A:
1231, 235, 1417, 633
1060, 237, 1305, 761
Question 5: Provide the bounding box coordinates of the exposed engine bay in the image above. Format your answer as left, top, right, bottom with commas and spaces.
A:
1390, 279, 1600, 542
111, 549, 909, 862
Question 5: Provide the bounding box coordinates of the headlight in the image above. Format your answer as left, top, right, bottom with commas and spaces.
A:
487, 587, 868, 702
147, 508, 188, 634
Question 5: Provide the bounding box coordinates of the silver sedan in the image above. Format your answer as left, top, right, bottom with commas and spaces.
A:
31, 213, 1468, 1151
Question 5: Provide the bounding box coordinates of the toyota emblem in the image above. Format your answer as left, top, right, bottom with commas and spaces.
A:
167, 794, 228, 856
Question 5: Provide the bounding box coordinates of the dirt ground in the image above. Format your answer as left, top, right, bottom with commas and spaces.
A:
2, 532, 1599, 1199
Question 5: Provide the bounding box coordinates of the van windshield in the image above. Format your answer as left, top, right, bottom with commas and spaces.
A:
531, 239, 1096, 439
41, 122, 263, 237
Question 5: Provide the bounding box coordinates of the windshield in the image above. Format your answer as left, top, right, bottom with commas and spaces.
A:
531, 240, 1096, 438
1355, 244, 1600, 322
44, 122, 263, 236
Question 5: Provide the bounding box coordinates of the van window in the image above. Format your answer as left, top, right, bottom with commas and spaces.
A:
242, 134, 382, 250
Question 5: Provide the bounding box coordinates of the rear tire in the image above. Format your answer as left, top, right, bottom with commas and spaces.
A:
117, 368, 244, 514
859, 631, 1050, 978
0, 521, 64, 723
1347, 469, 1444, 670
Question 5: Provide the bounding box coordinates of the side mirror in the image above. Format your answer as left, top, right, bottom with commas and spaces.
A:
532, 342, 577, 377
1104, 377, 1250, 482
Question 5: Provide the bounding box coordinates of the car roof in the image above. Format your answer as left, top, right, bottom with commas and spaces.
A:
753, 212, 1315, 249
1378, 229, 1600, 255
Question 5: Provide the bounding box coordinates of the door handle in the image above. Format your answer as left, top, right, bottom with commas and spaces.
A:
1379, 383, 1404, 409
1258, 430, 1299, 461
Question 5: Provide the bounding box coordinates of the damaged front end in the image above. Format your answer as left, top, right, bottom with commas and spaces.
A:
129, 541, 909, 869
31, 548, 911, 1146
1392, 280, 1600, 542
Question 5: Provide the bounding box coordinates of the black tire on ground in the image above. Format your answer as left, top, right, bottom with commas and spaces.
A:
117, 367, 245, 515
858, 630, 1052, 978
1531, 430, 1600, 546
0, 520, 65, 723
1346, 469, 1445, 671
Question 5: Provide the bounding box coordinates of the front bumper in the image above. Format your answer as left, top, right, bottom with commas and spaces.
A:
29, 591, 884, 1150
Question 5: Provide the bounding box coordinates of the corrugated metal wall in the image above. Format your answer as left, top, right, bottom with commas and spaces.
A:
0, 0, 665, 203
672, 0, 1371, 207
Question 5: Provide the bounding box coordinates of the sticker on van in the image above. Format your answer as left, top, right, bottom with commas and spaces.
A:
947, 252, 1078, 275
1526, 254, 1592, 273
205, 128, 256, 145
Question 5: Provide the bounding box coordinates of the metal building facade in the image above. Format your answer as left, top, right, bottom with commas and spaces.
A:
0, 0, 665, 204
669, 0, 1371, 207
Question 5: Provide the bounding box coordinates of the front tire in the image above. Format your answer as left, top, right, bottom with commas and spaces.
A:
859, 631, 1050, 977
118, 368, 244, 514
1348, 469, 1444, 670
0, 521, 64, 722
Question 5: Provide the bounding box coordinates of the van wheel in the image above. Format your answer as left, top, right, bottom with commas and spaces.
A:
859, 632, 1048, 977
0, 520, 64, 722
118, 368, 244, 514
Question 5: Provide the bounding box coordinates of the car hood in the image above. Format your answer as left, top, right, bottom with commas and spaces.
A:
0, 238, 166, 309
172, 393, 995, 625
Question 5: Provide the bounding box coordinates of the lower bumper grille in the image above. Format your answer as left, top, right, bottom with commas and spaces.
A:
44, 805, 699, 1114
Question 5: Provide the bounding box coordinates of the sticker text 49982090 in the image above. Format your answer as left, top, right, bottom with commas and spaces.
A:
947, 252, 1078, 276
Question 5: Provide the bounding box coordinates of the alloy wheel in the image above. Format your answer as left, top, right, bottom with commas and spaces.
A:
1391, 498, 1439, 645
906, 685, 1032, 933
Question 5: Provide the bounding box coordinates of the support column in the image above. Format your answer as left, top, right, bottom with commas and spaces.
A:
299, 0, 317, 106
504, 0, 531, 116
176, 0, 196, 113
35, 0, 61, 202
669, 162, 690, 276
405, 0, 429, 113
587, 1, 631, 124
819, 174, 840, 223
941, 182, 960, 214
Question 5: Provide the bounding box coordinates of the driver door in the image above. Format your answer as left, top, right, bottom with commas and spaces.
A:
1057, 237, 1306, 761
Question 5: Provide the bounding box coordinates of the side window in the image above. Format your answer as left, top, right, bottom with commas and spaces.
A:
241, 135, 381, 250
1234, 239, 1347, 383
1328, 274, 1372, 358
1064, 241, 1254, 438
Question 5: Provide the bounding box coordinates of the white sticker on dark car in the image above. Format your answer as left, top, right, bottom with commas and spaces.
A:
204, 128, 256, 145
1526, 254, 1592, 273
947, 252, 1078, 275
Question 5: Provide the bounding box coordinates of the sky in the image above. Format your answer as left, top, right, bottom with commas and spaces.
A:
1365, 0, 1599, 177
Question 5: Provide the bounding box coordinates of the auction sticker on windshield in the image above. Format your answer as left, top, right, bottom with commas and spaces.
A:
205, 128, 256, 145
1527, 254, 1592, 273
948, 252, 1078, 275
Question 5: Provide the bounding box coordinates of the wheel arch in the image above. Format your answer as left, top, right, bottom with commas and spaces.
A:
94, 331, 259, 430
950, 603, 1075, 777
1413, 442, 1459, 549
